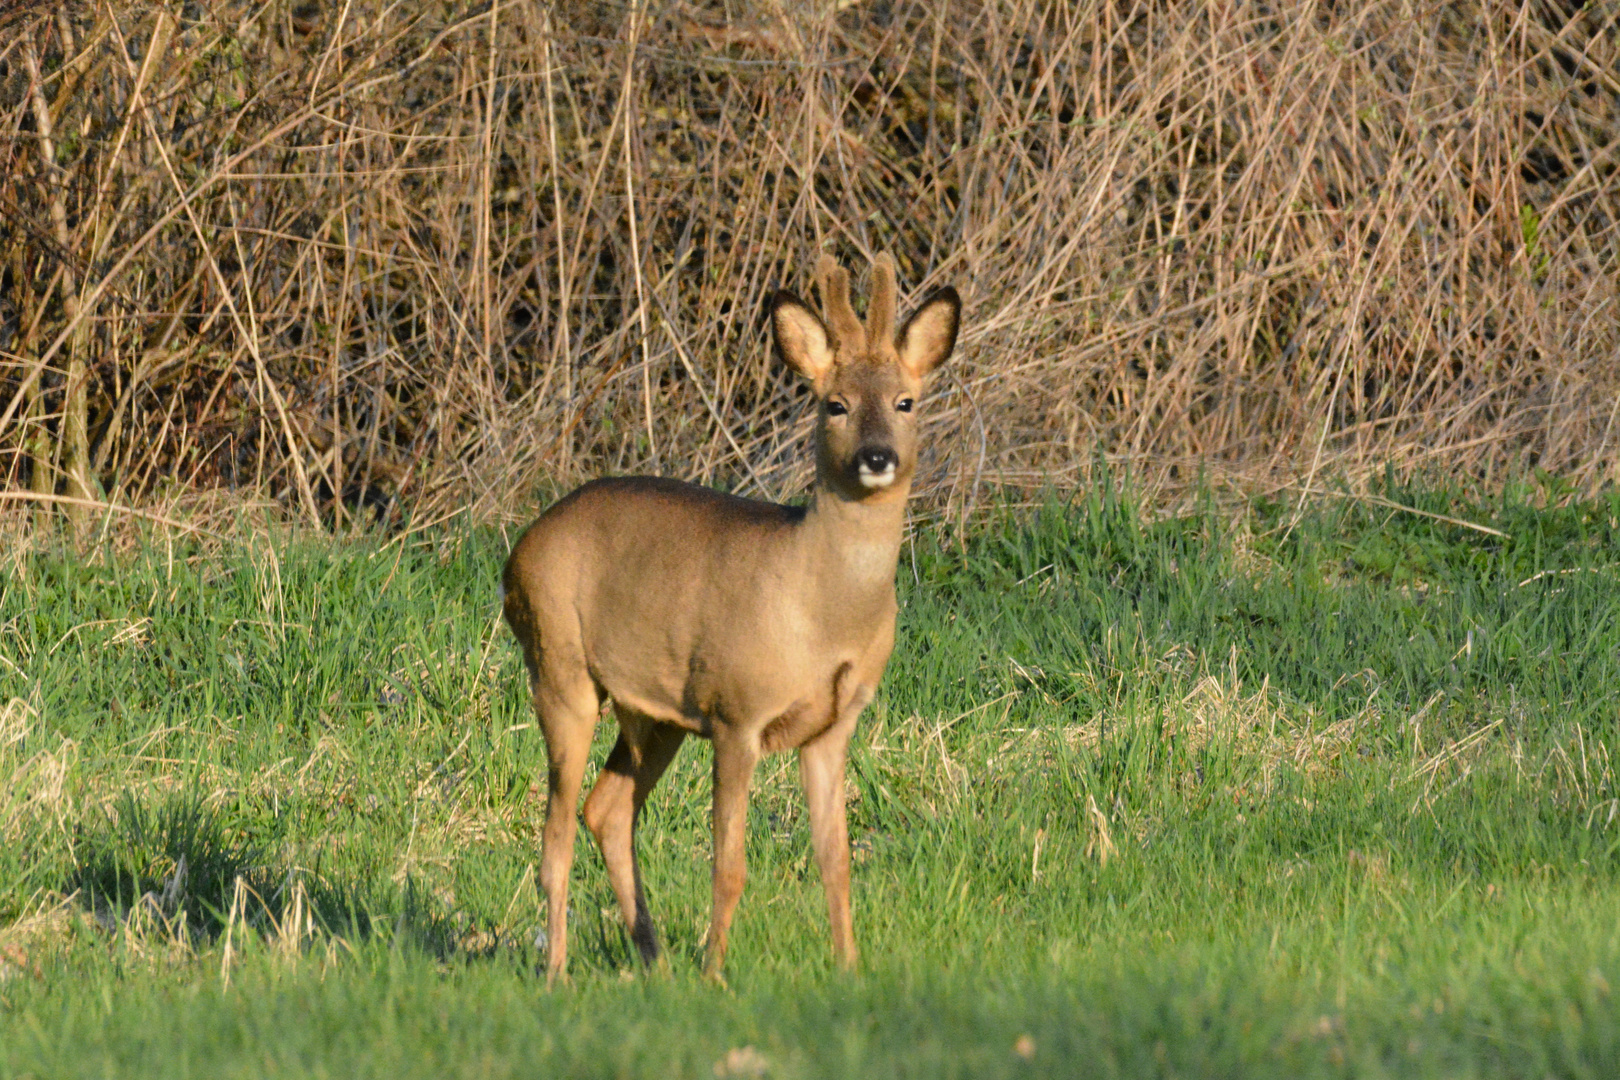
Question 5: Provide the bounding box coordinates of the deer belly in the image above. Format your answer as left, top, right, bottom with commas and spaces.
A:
759, 694, 840, 753
588, 609, 865, 748
603, 662, 840, 749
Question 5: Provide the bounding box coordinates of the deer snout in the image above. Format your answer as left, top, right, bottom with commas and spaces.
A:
856, 447, 899, 488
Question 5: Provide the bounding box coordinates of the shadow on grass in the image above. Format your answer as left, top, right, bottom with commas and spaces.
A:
66, 792, 473, 959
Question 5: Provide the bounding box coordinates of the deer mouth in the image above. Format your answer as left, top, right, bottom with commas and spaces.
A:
856, 461, 897, 489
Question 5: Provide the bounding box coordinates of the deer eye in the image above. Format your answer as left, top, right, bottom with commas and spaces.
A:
895, 398, 914, 413
826, 400, 848, 417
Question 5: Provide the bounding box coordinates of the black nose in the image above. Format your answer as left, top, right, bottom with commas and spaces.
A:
858, 447, 897, 473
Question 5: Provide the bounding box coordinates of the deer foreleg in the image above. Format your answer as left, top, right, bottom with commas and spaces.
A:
703, 731, 759, 980
801, 664, 874, 971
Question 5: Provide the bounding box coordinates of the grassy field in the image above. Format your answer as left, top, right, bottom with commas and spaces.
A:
3, 476, 1620, 1077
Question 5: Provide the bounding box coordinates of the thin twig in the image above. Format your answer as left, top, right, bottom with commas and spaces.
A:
0, 490, 229, 540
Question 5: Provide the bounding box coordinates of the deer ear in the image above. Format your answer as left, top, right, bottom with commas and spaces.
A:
771, 291, 835, 384
896, 287, 960, 379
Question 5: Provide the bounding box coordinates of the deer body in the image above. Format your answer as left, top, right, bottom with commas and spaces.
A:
506, 478, 899, 747
502, 254, 959, 982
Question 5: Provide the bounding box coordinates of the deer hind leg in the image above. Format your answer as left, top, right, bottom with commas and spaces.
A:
583, 709, 686, 967
531, 665, 600, 986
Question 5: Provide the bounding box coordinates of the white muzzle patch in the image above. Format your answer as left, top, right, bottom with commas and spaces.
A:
857, 463, 897, 489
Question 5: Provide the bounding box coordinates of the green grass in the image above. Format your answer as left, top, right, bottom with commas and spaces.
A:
3, 474, 1619, 1077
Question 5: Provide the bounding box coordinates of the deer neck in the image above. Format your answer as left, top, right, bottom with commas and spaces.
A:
796, 481, 908, 599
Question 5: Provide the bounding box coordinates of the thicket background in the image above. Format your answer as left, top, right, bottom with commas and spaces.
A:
2, 0, 1618, 528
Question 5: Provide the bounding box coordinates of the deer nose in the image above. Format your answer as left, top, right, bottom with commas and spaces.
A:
857, 447, 897, 475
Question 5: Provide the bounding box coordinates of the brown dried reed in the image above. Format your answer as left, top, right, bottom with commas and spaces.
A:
2, 0, 1617, 530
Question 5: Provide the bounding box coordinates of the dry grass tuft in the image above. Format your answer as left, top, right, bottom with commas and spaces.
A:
0, 697, 76, 843
2, 1, 1617, 525
0, 896, 74, 983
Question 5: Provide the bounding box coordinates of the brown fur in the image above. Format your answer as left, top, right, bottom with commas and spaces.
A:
502, 255, 961, 982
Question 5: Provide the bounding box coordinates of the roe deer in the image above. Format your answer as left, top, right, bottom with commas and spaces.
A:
502, 253, 960, 982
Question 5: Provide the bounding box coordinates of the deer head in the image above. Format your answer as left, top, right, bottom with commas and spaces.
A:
771, 254, 961, 502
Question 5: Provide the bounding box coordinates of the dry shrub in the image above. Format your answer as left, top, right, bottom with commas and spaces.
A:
2, 0, 1617, 527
